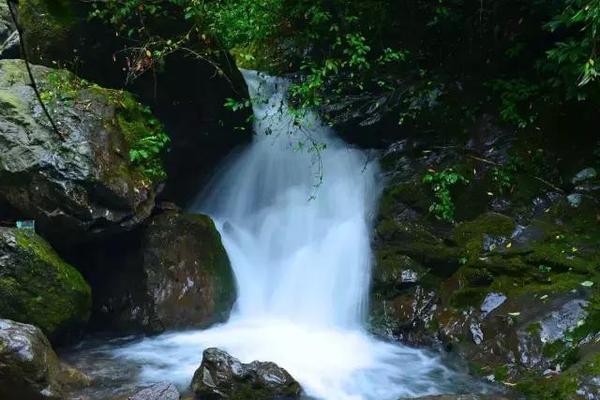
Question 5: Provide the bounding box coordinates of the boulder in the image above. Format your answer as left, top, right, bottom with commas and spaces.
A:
92, 211, 236, 333
0, 2, 18, 59
0, 319, 90, 400
191, 348, 302, 400
0, 59, 166, 241
129, 382, 180, 400
0, 227, 91, 342
16, 0, 252, 205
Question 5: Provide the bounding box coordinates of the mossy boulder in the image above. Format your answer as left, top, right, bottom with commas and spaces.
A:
370, 133, 600, 398
0, 319, 90, 400
0, 227, 91, 341
93, 210, 236, 333
0, 59, 166, 241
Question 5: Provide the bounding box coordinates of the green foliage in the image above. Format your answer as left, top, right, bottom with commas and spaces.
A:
422, 168, 469, 222
40, 70, 88, 110
546, 0, 600, 99
488, 79, 540, 129
491, 156, 522, 194
116, 97, 170, 182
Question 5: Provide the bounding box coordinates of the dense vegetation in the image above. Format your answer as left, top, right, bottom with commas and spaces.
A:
91, 0, 600, 129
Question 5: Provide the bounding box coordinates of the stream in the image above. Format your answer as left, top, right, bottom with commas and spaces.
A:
63, 71, 495, 400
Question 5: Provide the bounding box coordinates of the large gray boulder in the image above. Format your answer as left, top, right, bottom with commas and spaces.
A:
0, 227, 91, 342
0, 319, 90, 400
191, 348, 302, 399
0, 59, 166, 241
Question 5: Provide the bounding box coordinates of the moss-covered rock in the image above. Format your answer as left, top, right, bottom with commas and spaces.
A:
92, 210, 236, 333
371, 132, 600, 398
0, 228, 91, 341
0, 60, 166, 241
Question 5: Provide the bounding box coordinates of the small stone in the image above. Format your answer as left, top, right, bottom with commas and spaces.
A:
539, 299, 588, 343
470, 321, 484, 345
567, 193, 583, 208
400, 269, 419, 283
572, 167, 597, 184
480, 292, 507, 318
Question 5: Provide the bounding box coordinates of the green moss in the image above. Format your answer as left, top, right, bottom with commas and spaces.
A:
527, 322, 542, 336
571, 290, 600, 343
0, 229, 91, 341
517, 373, 579, 400
0, 60, 31, 87
493, 365, 509, 381
453, 213, 516, 261
39, 69, 88, 111
189, 214, 237, 317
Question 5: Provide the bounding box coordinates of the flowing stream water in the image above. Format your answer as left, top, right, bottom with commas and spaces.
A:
64, 71, 492, 400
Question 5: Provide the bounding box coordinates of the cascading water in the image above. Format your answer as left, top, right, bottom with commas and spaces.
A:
199, 70, 378, 329
64, 71, 492, 400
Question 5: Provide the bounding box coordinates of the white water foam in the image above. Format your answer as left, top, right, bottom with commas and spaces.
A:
110, 71, 487, 400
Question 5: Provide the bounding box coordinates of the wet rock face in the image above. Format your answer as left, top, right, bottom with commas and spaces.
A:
0, 227, 91, 342
16, 0, 251, 206
371, 131, 600, 398
0, 60, 161, 242
128, 382, 180, 400
0, 3, 18, 59
191, 348, 302, 400
92, 211, 236, 333
0, 319, 65, 400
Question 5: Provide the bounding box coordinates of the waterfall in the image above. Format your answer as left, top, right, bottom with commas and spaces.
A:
110, 71, 486, 400
199, 71, 379, 328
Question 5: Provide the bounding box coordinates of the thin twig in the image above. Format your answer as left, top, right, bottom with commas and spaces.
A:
467, 154, 565, 193
6, 0, 65, 141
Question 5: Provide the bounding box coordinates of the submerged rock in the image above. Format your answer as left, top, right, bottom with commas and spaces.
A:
0, 227, 91, 341
191, 348, 302, 399
129, 382, 180, 400
92, 211, 236, 333
0, 60, 164, 241
0, 319, 90, 400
